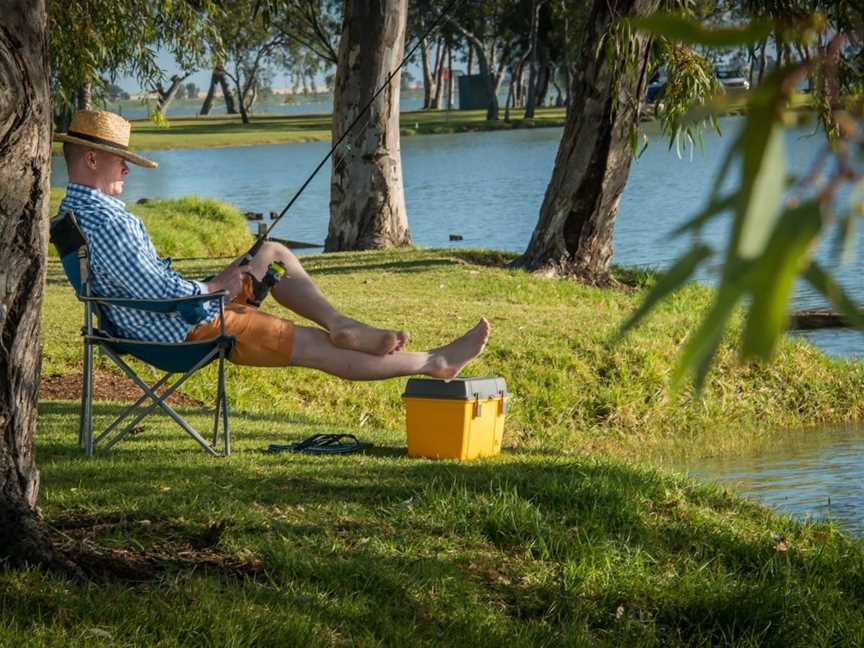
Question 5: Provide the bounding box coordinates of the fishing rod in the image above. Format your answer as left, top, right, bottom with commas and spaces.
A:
240, 0, 462, 265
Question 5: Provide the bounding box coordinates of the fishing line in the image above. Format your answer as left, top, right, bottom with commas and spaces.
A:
241, 0, 463, 263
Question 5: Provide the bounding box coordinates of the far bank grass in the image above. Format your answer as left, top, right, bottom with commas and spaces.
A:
51, 107, 567, 154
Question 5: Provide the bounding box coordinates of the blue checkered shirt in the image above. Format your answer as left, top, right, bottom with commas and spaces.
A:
59, 183, 219, 342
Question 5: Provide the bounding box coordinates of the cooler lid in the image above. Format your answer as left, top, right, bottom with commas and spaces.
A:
403, 377, 509, 400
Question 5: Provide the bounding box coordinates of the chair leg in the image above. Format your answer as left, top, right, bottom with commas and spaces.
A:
211, 350, 230, 456
80, 339, 94, 456
220, 351, 230, 456
99, 346, 220, 455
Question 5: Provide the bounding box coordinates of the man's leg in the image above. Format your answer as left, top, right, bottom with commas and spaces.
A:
288, 319, 490, 381
245, 241, 407, 355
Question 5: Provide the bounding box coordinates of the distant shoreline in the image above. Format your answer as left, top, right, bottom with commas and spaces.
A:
51, 107, 569, 154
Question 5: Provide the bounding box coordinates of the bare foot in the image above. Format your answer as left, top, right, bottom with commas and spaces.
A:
391, 331, 410, 353
330, 319, 406, 355
427, 318, 491, 380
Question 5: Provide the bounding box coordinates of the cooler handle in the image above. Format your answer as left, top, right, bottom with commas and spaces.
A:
473, 394, 482, 418
498, 391, 509, 415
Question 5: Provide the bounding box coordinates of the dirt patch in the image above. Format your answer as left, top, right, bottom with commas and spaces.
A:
49, 513, 264, 581
40, 370, 204, 408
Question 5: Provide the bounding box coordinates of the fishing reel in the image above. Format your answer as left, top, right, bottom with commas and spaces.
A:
246, 259, 287, 308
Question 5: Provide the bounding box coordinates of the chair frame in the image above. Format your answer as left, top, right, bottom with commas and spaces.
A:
58, 218, 234, 457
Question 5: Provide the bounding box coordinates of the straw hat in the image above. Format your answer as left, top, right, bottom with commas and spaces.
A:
54, 110, 158, 168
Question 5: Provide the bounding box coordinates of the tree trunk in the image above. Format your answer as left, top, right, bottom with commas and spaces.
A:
233, 73, 250, 125
431, 41, 447, 109
218, 69, 238, 114
536, 61, 551, 108
0, 0, 65, 569
525, 0, 542, 119
420, 37, 438, 109
514, 0, 658, 283
155, 72, 193, 115
200, 69, 219, 115
446, 46, 454, 111
561, 0, 573, 110
75, 80, 92, 110
326, 0, 411, 251
467, 43, 474, 75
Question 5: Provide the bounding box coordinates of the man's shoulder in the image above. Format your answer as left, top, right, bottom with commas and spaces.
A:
61, 188, 133, 229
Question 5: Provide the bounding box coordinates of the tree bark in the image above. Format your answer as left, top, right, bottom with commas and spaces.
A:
326, 0, 411, 251
200, 68, 220, 115
218, 68, 238, 114
0, 0, 65, 568
431, 41, 447, 109
514, 0, 658, 283
75, 80, 92, 110
420, 37, 437, 109
446, 46, 454, 111
525, 0, 542, 119
154, 72, 194, 115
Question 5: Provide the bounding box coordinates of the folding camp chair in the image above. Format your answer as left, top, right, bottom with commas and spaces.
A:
49, 210, 235, 457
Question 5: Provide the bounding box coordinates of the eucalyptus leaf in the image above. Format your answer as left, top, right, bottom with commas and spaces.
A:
741, 200, 823, 360
672, 280, 744, 392
736, 121, 786, 259
629, 14, 774, 47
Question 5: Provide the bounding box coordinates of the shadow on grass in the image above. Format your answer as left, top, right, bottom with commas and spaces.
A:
306, 258, 460, 277
32, 394, 864, 646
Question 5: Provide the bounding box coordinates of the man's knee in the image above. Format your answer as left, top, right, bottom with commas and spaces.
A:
262, 240, 295, 265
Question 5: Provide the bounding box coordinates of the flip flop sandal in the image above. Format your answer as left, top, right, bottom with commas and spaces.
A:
267, 433, 372, 455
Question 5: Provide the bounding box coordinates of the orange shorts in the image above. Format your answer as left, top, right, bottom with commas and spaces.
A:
185, 276, 295, 367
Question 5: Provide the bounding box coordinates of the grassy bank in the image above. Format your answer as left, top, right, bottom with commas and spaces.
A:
16, 197, 864, 645
50, 107, 567, 153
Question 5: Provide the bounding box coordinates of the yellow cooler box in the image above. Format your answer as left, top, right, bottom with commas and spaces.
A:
402, 377, 509, 460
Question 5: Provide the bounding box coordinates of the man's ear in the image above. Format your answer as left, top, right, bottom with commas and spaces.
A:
85, 149, 97, 169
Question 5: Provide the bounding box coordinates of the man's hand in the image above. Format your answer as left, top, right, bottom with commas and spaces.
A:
206, 264, 247, 301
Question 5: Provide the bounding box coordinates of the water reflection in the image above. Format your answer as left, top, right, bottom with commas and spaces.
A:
678, 424, 864, 535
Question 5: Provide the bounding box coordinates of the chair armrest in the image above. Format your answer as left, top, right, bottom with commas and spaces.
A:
78, 291, 229, 306
80, 291, 229, 326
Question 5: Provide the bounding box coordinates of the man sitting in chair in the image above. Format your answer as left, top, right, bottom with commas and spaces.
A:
56, 110, 490, 381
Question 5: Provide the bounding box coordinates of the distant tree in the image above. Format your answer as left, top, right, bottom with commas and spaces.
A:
401, 69, 418, 90
185, 81, 199, 99
212, 1, 288, 124
105, 82, 131, 101
49, 0, 213, 129
152, 71, 196, 114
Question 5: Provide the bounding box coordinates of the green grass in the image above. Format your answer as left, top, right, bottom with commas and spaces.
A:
51, 107, 568, 153
15, 196, 864, 646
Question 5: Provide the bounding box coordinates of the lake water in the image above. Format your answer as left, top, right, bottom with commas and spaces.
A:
49, 116, 864, 359
672, 424, 864, 536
